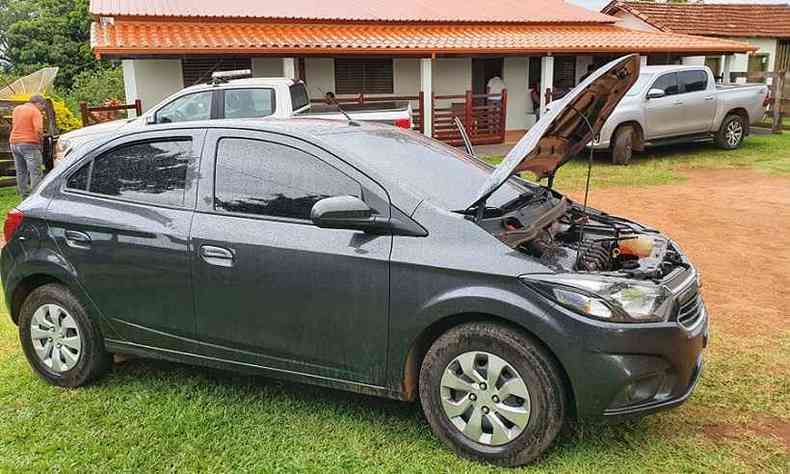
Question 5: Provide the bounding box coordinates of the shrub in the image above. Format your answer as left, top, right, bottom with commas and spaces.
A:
65, 66, 125, 112
8, 94, 82, 132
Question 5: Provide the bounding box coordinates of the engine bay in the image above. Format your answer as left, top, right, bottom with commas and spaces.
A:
476, 188, 686, 280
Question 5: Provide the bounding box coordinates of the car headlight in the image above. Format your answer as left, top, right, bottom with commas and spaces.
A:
522, 274, 674, 323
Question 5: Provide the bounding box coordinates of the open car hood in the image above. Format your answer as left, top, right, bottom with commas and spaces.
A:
469, 54, 640, 209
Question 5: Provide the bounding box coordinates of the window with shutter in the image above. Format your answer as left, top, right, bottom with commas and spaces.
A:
181, 57, 252, 87
334, 59, 394, 95
553, 56, 577, 89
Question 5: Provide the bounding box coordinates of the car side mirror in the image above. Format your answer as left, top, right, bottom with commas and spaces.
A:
311, 196, 381, 232
145, 115, 156, 125
646, 88, 666, 100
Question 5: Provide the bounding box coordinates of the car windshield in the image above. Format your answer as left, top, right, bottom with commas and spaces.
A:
320, 127, 527, 210
626, 73, 653, 96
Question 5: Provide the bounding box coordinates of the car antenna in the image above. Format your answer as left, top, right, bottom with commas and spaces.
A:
318, 87, 360, 127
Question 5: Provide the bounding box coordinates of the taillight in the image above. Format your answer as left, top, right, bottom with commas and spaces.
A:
763, 92, 771, 107
4, 208, 24, 242
394, 118, 412, 129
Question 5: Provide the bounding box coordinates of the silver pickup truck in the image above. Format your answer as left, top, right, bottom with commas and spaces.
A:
588, 65, 769, 164
56, 74, 413, 160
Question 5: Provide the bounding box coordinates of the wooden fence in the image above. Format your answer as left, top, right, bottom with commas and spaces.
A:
310, 90, 508, 145
79, 99, 142, 127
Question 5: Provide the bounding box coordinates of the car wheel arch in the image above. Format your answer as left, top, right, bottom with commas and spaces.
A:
400, 312, 577, 419
724, 108, 750, 135
612, 121, 645, 152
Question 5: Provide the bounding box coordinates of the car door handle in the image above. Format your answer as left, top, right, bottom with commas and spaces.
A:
200, 245, 235, 267
64, 230, 91, 249
704, 96, 714, 101
673, 101, 683, 105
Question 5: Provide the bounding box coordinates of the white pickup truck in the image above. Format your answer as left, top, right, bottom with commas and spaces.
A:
56, 74, 413, 160
588, 65, 769, 164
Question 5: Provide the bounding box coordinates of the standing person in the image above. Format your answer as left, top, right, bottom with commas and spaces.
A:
487, 75, 506, 101
9, 95, 46, 197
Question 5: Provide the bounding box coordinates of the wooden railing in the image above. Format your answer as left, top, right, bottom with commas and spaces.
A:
308, 90, 509, 144
430, 90, 507, 145
79, 99, 142, 127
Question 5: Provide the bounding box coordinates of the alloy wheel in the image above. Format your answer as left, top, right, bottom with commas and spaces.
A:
440, 351, 531, 446
726, 120, 743, 147
30, 304, 82, 372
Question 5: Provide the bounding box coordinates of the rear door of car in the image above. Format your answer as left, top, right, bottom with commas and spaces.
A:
189, 128, 392, 385
48, 129, 204, 348
676, 70, 716, 133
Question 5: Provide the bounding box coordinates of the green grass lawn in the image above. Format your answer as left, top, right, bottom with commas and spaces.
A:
484, 132, 790, 193
0, 138, 788, 472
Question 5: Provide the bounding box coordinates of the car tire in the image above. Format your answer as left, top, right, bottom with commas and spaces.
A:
715, 114, 746, 150
18, 283, 111, 388
611, 126, 634, 165
419, 322, 566, 467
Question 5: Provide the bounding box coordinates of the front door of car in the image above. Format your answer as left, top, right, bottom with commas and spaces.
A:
47, 129, 204, 348
190, 129, 391, 385
644, 72, 683, 139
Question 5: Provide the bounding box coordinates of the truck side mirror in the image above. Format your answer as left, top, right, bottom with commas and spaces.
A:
646, 88, 666, 100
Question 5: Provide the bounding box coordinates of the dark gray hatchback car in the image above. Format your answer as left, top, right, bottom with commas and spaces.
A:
2, 56, 707, 466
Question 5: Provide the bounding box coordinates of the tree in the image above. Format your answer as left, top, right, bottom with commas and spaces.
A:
4, 0, 96, 89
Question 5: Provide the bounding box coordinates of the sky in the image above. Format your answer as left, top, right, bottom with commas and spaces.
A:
567, 0, 790, 12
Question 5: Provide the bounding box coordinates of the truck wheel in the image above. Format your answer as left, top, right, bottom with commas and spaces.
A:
611, 126, 634, 165
715, 114, 745, 150
419, 322, 566, 467
18, 284, 111, 388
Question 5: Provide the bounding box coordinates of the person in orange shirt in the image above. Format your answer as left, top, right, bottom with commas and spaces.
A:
10, 95, 46, 197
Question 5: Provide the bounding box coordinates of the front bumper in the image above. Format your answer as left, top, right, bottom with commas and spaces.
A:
532, 266, 709, 420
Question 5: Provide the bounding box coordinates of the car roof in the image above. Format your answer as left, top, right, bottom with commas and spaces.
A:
95, 118, 426, 213
180, 77, 297, 93
640, 65, 707, 74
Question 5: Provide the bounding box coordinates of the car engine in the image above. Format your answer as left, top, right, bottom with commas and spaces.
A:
477, 189, 686, 280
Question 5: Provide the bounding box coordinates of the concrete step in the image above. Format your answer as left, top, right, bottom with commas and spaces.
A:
0, 159, 15, 175
0, 176, 16, 188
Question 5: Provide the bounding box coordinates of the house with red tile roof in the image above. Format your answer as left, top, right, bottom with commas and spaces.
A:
602, 1, 790, 81
89, 0, 756, 143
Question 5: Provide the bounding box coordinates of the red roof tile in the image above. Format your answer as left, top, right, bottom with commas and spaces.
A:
602, 1, 790, 39
89, 0, 614, 24
91, 21, 756, 57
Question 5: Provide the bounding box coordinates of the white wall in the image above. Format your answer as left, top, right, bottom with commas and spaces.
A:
611, 11, 660, 32
302, 58, 335, 98
122, 59, 183, 113
432, 58, 471, 95
503, 57, 536, 130
682, 56, 707, 66
727, 37, 778, 73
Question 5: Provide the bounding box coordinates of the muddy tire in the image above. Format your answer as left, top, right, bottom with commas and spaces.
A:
715, 114, 746, 150
419, 322, 566, 467
18, 284, 111, 388
611, 126, 634, 165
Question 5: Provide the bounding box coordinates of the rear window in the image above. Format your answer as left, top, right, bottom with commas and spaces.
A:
678, 70, 708, 93
290, 83, 310, 111
224, 88, 275, 119
66, 139, 192, 207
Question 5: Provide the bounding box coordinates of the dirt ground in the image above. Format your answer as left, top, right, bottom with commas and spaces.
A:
570, 168, 790, 449
571, 168, 790, 337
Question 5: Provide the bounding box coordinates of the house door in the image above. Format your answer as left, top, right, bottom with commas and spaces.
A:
472, 58, 504, 97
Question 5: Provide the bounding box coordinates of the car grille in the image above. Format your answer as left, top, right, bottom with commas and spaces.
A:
677, 290, 703, 329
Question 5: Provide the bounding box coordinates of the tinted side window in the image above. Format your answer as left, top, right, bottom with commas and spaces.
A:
678, 70, 708, 93
214, 138, 361, 220
651, 73, 679, 96
156, 92, 212, 124
66, 162, 91, 190
290, 83, 309, 111
224, 89, 275, 119
86, 140, 192, 207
